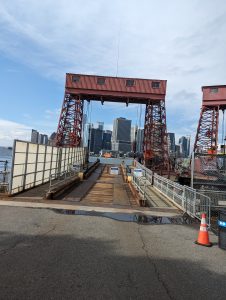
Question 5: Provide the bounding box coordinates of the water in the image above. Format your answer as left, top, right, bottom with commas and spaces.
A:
0, 147, 12, 169
52, 209, 187, 225
89, 156, 134, 165
0, 147, 12, 183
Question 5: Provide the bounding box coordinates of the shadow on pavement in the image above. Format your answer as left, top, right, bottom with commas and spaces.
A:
0, 230, 225, 299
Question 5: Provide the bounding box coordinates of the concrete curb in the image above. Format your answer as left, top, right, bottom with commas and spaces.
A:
0, 200, 182, 217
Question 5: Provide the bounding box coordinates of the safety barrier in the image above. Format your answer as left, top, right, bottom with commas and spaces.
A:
9, 140, 87, 195
49, 170, 78, 189
0, 160, 10, 193
132, 161, 211, 226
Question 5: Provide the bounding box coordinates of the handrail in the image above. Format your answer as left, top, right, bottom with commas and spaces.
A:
132, 161, 211, 226
49, 170, 78, 189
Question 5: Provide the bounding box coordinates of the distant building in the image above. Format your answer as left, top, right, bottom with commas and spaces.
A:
179, 136, 190, 158
90, 127, 103, 154
175, 145, 180, 158
97, 122, 104, 131
112, 117, 131, 153
187, 136, 191, 157
83, 123, 92, 148
31, 129, 39, 144
43, 134, 48, 145
131, 126, 137, 152
167, 133, 176, 157
31, 129, 49, 145
102, 130, 112, 150
49, 132, 56, 146
38, 134, 48, 145
82, 114, 88, 146
136, 129, 144, 153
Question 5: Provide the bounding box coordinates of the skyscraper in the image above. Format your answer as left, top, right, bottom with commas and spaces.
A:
131, 126, 138, 152
97, 122, 104, 131
112, 117, 131, 153
90, 126, 103, 154
136, 128, 144, 153
102, 130, 112, 150
167, 133, 176, 157
179, 136, 190, 158
31, 129, 49, 145
31, 129, 39, 144
49, 132, 56, 146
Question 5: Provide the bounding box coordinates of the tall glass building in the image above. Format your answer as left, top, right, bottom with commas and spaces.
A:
112, 117, 131, 153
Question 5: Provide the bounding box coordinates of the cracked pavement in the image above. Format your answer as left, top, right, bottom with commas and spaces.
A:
0, 206, 225, 300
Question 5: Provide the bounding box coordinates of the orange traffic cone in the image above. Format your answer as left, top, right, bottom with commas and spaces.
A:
195, 213, 212, 247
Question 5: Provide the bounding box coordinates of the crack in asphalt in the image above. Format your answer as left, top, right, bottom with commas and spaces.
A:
0, 224, 57, 255
137, 225, 174, 300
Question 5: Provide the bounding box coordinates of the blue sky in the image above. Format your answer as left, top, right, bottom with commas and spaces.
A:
0, 0, 226, 146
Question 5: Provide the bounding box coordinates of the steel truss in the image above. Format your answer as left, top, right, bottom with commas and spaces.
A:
194, 106, 219, 153
143, 100, 169, 171
56, 94, 84, 147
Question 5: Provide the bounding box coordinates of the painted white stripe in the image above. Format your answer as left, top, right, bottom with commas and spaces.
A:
200, 227, 207, 232
201, 219, 207, 225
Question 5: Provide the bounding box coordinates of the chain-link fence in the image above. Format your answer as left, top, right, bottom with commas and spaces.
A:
193, 154, 226, 191
191, 153, 226, 231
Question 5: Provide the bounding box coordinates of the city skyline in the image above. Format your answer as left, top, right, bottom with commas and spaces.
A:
25, 121, 193, 156
28, 121, 190, 156
1, 1, 226, 146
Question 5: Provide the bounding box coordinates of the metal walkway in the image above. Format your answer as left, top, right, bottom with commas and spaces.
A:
132, 161, 211, 225
81, 165, 137, 207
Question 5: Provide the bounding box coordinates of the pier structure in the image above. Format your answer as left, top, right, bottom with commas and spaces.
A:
56, 74, 169, 172
194, 85, 226, 153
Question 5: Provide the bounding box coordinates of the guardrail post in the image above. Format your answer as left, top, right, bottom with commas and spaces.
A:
193, 189, 196, 216
173, 183, 175, 201
208, 199, 211, 227
182, 186, 185, 210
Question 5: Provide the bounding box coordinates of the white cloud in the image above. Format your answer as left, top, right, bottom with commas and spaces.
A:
0, 0, 226, 139
0, 119, 31, 146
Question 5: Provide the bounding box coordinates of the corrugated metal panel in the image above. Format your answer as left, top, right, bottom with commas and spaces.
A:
202, 85, 226, 107
65, 73, 167, 96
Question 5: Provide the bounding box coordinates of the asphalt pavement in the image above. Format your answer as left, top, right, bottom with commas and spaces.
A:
0, 206, 225, 300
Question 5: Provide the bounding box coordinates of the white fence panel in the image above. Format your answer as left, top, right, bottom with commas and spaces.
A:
10, 140, 87, 195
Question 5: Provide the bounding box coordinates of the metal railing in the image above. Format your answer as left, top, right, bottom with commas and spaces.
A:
132, 161, 211, 226
134, 161, 153, 183
49, 170, 78, 190
0, 160, 10, 193
198, 190, 226, 207
132, 174, 149, 201
153, 173, 211, 225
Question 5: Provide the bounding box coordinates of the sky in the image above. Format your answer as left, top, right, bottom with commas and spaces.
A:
0, 0, 226, 147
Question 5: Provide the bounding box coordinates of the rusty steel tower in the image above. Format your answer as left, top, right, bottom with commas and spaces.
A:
56, 73, 169, 172
194, 85, 226, 154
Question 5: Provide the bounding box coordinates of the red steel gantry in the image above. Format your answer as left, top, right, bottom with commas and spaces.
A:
194, 85, 226, 154
56, 73, 169, 171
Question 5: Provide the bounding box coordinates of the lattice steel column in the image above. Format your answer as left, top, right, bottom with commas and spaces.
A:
56, 94, 84, 147
143, 100, 169, 171
194, 106, 219, 153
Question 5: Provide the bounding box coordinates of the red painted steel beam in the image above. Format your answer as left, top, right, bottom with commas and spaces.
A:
143, 100, 169, 172
56, 94, 83, 147
65, 73, 167, 105
56, 73, 170, 173
194, 85, 226, 154
202, 85, 226, 108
